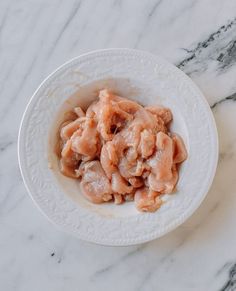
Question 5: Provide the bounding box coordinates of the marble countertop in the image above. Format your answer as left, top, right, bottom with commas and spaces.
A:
1, 0, 236, 290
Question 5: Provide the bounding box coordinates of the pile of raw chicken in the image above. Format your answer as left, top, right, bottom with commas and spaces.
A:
58, 89, 187, 212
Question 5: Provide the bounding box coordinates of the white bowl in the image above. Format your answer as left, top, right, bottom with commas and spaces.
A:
18, 49, 218, 246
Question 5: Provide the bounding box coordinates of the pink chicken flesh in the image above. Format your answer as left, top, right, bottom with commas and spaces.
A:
58, 89, 187, 212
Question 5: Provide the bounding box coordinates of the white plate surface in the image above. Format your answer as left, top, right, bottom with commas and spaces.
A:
18, 49, 218, 246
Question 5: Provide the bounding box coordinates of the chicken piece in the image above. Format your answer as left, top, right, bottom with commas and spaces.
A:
59, 120, 73, 132
145, 106, 172, 124
138, 129, 156, 159
128, 159, 145, 176
100, 142, 118, 179
99, 89, 113, 102
128, 177, 144, 188
113, 193, 123, 204
99, 89, 131, 104
86, 101, 99, 119
172, 133, 188, 164
99, 89, 130, 105
61, 140, 80, 165
147, 132, 173, 181
142, 169, 151, 179
124, 193, 135, 201
60, 159, 78, 178
117, 99, 141, 114
97, 90, 134, 140
111, 132, 127, 157
74, 106, 85, 117
111, 114, 145, 161
63, 111, 78, 122
131, 107, 166, 134
60, 118, 85, 141
80, 161, 112, 203
165, 167, 179, 193
59, 140, 81, 178
125, 146, 138, 163
118, 156, 132, 179
123, 122, 142, 146
106, 141, 118, 164
112, 123, 143, 177
75, 161, 86, 178
155, 117, 167, 133
97, 103, 133, 141
147, 165, 179, 194
134, 187, 162, 212
71, 118, 99, 158
134, 107, 158, 131
119, 155, 148, 179
111, 171, 133, 194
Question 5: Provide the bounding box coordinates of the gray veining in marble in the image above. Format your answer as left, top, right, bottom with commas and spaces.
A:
1, 0, 236, 290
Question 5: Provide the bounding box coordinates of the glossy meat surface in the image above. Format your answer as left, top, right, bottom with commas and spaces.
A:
58, 89, 187, 212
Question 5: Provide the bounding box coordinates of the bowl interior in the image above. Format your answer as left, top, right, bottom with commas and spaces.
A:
48, 77, 189, 218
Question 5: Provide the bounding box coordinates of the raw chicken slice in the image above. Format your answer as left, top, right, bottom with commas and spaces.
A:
111, 171, 133, 194
138, 129, 156, 158
60, 118, 85, 141
61, 140, 80, 165
145, 106, 172, 124
59, 140, 81, 178
111, 132, 127, 157
147, 166, 178, 194
128, 159, 145, 176
86, 101, 99, 119
63, 111, 78, 122
59, 120, 73, 132
117, 99, 141, 114
97, 103, 133, 141
106, 142, 119, 165
74, 106, 85, 117
134, 107, 158, 131
98, 89, 113, 102
124, 193, 135, 201
71, 118, 99, 158
59, 159, 78, 178
118, 156, 133, 179
142, 169, 151, 179
119, 155, 149, 179
100, 142, 118, 179
80, 161, 112, 203
122, 123, 142, 148
172, 133, 188, 164
147, 132, 173, 181
99, 89, 131, 105
134, 187, 162, 212
113, 193, 123, 204
128, 177, 144, 188
133, 107, 166, 134
125, 146, 138, 163
96, 90, 135, 140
